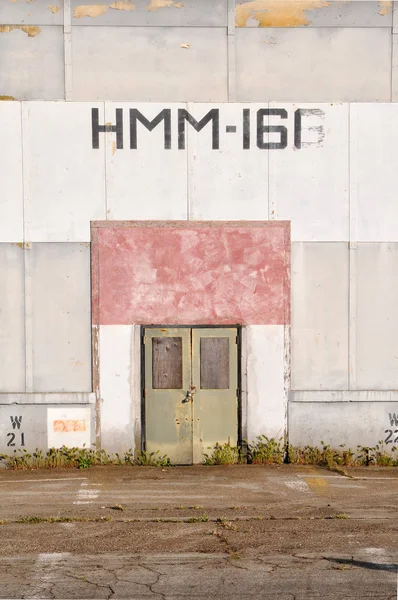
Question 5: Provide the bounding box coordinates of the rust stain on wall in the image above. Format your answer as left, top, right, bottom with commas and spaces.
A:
0, 95, 16, 100
53, 420, 86, 433
147, 0, 184, 12
378, 0, 392, 15
235, 0, 329, 27
74, 4, 109, 17
48, 5, 60, 13
0, 25, 41, 37
110, 0, 136, 10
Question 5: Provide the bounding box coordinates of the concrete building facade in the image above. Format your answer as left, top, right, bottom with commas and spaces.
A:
1, 0, 398, 461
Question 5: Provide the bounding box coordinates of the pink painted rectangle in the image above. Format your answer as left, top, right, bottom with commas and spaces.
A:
93, 221, 290, 326
53, 420, 86, 433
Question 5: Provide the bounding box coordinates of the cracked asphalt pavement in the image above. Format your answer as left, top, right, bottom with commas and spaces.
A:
0, 464, 397, 599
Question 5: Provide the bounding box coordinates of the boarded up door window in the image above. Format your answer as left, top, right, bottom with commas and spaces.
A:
152, 337, 183, 389
200, 338, 229, 389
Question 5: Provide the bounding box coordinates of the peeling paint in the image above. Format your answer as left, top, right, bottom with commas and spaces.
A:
0, 25, 41, 37
147, 0, 184, 12
53, 420, 86, 433
180, 42, 190, 49
235, 0, 329, 27
110, 0, 136, 10
111, 141, 117, 156
74, 4, 109, 18
0, 95, 16, 100
378, 0, 392, 16
48, 4, 60, 13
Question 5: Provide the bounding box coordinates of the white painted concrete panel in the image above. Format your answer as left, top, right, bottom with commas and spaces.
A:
289, 401, 398, 450
0, 26, 64, 100
351, 104, 398, 242
47, 406, 92, 449
0, 405, 47, 454
356, 243, 398, 389
99, 325, 134, 454
31, 243, 92, 393
246, 325, 285, 442
0, 103, 23, 242
0, 2, 63, 25
72, 27, 228, 102
71, 0, 227, 26
0, 245, 25, 392
235, 1, 393, 28
291, 242, 349, 390
269, 103, 349, 241
105, 103, 187, 220
236, 28, 391, 102
25, 102, 106, 242
189, 104, 269, 220
0, 393, 95, 405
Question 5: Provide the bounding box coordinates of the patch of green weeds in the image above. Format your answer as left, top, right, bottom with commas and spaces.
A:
132, 450, 172, 467
16, 515, 112, 524
0, 446, 172, 470
187, 512, 208, 523
203, 443, 241, 465
247, 436, 285, 464
334, 513, 349, 520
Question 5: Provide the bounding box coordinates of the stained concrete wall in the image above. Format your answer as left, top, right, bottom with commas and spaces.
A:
0, 1, 396, 102
2, 101, 398, 452
1, 0, 398, 454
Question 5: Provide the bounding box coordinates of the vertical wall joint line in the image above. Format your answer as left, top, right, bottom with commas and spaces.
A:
348, 103, 357, 390
21, 104, 34, 393
392, 2, 398, 101
63, 0, 73, 101
227, 0, 236, 102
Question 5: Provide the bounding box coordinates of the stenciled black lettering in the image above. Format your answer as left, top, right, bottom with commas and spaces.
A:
243, 108, 250, 150
92, 108, 123, 150
389, 412, 398, 427
294, 108, 325, 149
130, 109, 171, 150
7, 433, 15, 447
10, 415, 22, 430
178, 109, 219, 150
21, 432, 25, 447
257, 109, 288, 150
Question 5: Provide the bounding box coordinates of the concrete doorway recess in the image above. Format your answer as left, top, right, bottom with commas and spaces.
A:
142, 326, 240, 465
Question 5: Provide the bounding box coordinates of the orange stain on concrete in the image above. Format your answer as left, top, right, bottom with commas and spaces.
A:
54, 420, 87, 433
110, 0, 136, 11
235, 0, 329, 27
379, 0, 392, 15
0, 25, 41, 36
74, 4, 109, 18
147, 0, 184, 12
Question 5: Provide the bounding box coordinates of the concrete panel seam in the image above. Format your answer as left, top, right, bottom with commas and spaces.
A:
187, 101, 192, 221
227, 0, 236, 102
63, 0, 72, 101
283, 324, 291, 444
240, 326, 248, 444
348, 103, 357, 391
21, 104, 33, 393
393, 1, 398, 33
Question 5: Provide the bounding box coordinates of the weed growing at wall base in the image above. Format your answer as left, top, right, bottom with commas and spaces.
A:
0, 446, 173, 470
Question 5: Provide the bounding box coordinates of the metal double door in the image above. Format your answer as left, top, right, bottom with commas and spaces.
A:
144, 327, 238, 465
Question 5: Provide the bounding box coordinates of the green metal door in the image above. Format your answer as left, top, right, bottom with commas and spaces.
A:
144, 327, 238, 465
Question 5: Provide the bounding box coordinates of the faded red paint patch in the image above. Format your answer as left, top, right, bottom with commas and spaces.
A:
53, 420, 86, 433
94, 222, 290, 326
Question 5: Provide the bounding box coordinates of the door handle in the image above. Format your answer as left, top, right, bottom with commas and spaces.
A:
182, 391, 193, 404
